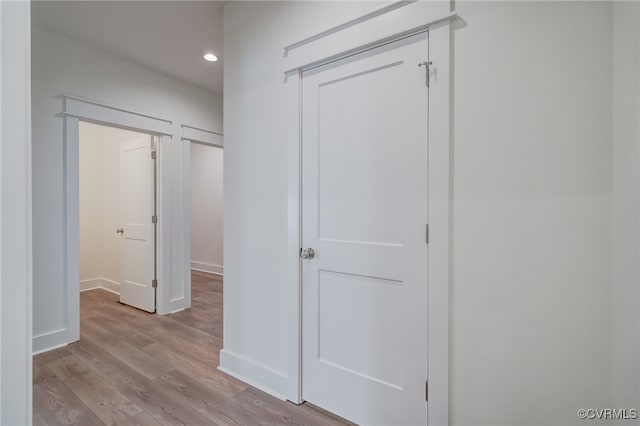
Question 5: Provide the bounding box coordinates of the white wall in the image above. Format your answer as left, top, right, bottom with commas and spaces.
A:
611, 1, 640, 415
223, 1, 618, 424
190, 142, 223, 275
451, 2, 612, 424
79, 122, 151, 293
79, 122, 103, 283
0, 1, 32, 424
223, 0, 378, 396
32, 23, 223, 352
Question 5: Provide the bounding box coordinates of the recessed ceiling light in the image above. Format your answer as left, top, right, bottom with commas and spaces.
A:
204, 53, 218, 62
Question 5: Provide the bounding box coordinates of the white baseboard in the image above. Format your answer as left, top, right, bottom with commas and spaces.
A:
101, 278, 120, 294
33, 328, 70, 354
80, 277, 120, 294
218, 349, 288, 401
33, 341, 69, 356
79, 277, 102, 291
36, 278, 120, 355
191, 260, 223, 275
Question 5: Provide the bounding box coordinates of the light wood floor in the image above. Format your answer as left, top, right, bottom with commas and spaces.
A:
33, 271, 351, 426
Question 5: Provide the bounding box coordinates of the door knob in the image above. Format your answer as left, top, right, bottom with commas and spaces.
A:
116, 227, 124, 235
300, 248, 315, 259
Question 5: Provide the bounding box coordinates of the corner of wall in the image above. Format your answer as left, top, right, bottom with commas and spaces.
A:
218, 349, 289, 400
1, 1, 33, 424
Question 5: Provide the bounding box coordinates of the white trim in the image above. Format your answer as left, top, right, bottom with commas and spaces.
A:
27, 3, 34, 417
425, 22, 450, 426
58, 98, 171, 349
191, 261, 223, 275
80, 287, 120, 296
283, 3, 452, 423
33, 328, 67, 354
284, 12, 456, 75
282, 2, 454, 74
101, 278, 120, 294
155, 135, 172, 315
64, 116, 80, 345
79, 278, 102, 292
80, 278, 120, 294
181, 124, 223, 147
219, 349, 288, 400
62, 94, 173, 136
177, 138, 192, 312
0, 2, 32, 423
284, 1, 415, 53
285, 69, 303, 403
32, 342, 68, 356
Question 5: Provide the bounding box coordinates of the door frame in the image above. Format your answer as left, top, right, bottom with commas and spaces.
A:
181, 124, 224, 283
0, 1, 33, 423
59, 94, 172, 345
282, 3, 453, 425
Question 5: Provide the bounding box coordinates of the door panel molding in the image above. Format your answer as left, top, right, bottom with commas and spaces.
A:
301, 33, 428, 425
282, 4, 451, 425
119, 137, 156, 313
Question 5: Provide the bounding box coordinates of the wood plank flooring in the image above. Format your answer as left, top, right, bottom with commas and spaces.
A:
34, 271, 352, 426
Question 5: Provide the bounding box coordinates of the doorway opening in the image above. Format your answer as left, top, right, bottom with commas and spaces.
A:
78, 121, 157, 313
183, 125, 224, 317
189, 141, 223, 278
44, 94, 188, 353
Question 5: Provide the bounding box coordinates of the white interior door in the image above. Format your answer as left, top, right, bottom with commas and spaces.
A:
119, 135, 156, 313
301, 33, 429, 425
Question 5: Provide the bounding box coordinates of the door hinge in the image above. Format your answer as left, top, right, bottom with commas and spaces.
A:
151, 150, 157, 160
152, 215, 158, 224
425, 224, 429, 244
152, 279, 158, 288
425, 380, 429, 401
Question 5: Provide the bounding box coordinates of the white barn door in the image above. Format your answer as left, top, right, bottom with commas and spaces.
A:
119, 136, 156, 313
301, 33, 429, 425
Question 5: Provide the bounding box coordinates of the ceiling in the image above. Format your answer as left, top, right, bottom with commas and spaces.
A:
32, 1, 224, 94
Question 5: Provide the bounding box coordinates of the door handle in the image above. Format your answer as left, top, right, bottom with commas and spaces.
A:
418, 61, 432, 87
116, 227, 124, 235
300, 248, 315, 259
